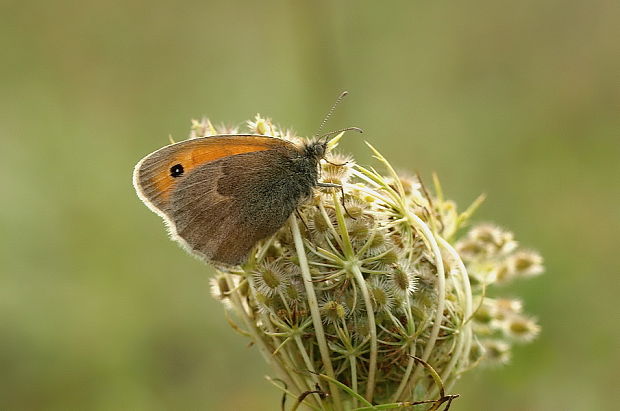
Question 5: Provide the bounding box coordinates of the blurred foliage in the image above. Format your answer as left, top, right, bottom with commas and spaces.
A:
1, 0, 618, 410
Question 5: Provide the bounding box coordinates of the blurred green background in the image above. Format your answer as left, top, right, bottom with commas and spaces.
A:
1, 0, 619, 410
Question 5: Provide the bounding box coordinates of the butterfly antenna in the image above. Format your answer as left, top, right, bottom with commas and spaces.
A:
319, 127, 363, 141
313, 91, 349, 139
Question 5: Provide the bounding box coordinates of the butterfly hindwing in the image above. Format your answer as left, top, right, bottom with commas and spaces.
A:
171, 150, 313, 264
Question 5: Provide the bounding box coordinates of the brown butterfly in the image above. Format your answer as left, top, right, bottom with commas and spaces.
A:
133, 94, 360, 266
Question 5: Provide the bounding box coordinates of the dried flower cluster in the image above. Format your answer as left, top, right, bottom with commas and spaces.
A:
199, 115, 543, 410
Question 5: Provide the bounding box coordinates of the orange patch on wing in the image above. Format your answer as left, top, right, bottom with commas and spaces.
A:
151, 142, 274, 201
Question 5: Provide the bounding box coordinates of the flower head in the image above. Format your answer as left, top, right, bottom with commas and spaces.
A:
252, 260, 290, 297
201, 115, 544, 408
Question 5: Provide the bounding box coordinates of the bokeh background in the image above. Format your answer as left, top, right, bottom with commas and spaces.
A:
2, 1, 619, 410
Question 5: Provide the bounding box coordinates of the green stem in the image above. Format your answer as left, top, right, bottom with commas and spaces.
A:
291, 214, 343, 411
405, 213, 447, 392
330, 191, 377, 402
350, 264, 377, 402
436, 237, 473, 394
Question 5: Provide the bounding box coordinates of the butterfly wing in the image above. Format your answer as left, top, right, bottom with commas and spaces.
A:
133, 135, 314, 265
133, 135, 287, 213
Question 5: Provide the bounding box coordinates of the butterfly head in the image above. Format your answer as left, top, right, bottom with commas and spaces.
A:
303, 140, 328, 163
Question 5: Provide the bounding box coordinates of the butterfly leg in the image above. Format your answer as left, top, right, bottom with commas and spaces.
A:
295, 208, 310, 232
323, 158, 349, 167
316, 182, 356, 219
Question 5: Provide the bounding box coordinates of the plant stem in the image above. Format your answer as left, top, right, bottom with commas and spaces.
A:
291, 214, 343, 411
406, 213, 446, 390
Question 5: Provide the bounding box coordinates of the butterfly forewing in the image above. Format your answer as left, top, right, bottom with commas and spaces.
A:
133, 135, 294, 212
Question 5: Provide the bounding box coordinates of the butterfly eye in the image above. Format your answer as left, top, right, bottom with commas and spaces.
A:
170, 164, 184, 177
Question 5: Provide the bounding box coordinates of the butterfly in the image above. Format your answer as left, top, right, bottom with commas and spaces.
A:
133, 92, 360, 265
133, 133, 338, 265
